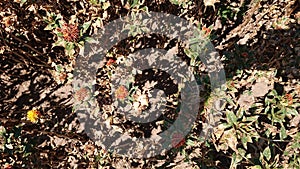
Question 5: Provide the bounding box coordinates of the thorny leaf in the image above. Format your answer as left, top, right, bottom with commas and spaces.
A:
226, 110, 237, 126
263, 146, 272, 161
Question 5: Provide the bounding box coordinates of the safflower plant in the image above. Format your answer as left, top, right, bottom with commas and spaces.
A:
43, 12, 93, 84
44, 12, 92, 58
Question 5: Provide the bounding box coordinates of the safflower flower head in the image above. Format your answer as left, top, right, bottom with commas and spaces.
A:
74, 87, 90, 102
27, 109, 41, 123
241, 52, 249, 57
56, 23, 79, 42
3, 163, 12, 169
115, 85, 128, 100
106, 58, 116, 66
285, 93, 293, 105
171, 132, 186, 148
202, 26, 211, 37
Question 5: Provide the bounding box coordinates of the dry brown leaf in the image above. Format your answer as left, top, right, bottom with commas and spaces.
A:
218, 128, 237, 152
51, 136, 67, 147
203, 0, 220, 10
290, 114, 300, 127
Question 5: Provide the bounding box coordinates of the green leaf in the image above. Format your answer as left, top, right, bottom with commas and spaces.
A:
53, 38, 64, 47
56, 32, 63, 37
245, 115, 259, 122
65, 42, 74, 51
66, 48, 75, 57
170, 0, 179, 5
252, 165, 263, 169
84, 36, 95, 43
291, 142, 300, 149
186, 139, 194, 146
44, 24, 54, 31
89, 0, 98, 4
78, 40, 85, 47
102, 1, 111, 10
81, 21, 91, 35
241, 134, 252, 149
181, 148, 186, 156
229, 152, 238, 169
265, 129, 271, 138
236, 108, 244, 119
130, 0, 139, 8
226, 110, 237, 126
264, 105, 270, 114
287, 108, 298, 116
184, 48, 194, 59
0, 126, 6, 136
5, 144, 13, 150
263, 146, 271, 161
141, 6, 149, 13
20, 0, 27, 6
236, 148, 246, 163
56, 65, 63, 72
280, 125, 287, 140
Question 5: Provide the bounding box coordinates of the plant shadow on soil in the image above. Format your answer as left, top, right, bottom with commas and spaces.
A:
0, 0, 299, 168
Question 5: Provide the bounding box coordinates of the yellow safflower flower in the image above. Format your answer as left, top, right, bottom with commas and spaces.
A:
27, 109, 41, 123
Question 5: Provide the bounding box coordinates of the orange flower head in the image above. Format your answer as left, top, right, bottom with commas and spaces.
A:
75, 87, 90, 102
57, 23, 79, 42
285, 93, 293, 105
107, 58, 116, 66
115, 85, 128, 100
241, 52, 249, 57
3, 163, 12, 169
202, 26, 211, 37
171, 132, 185, 148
